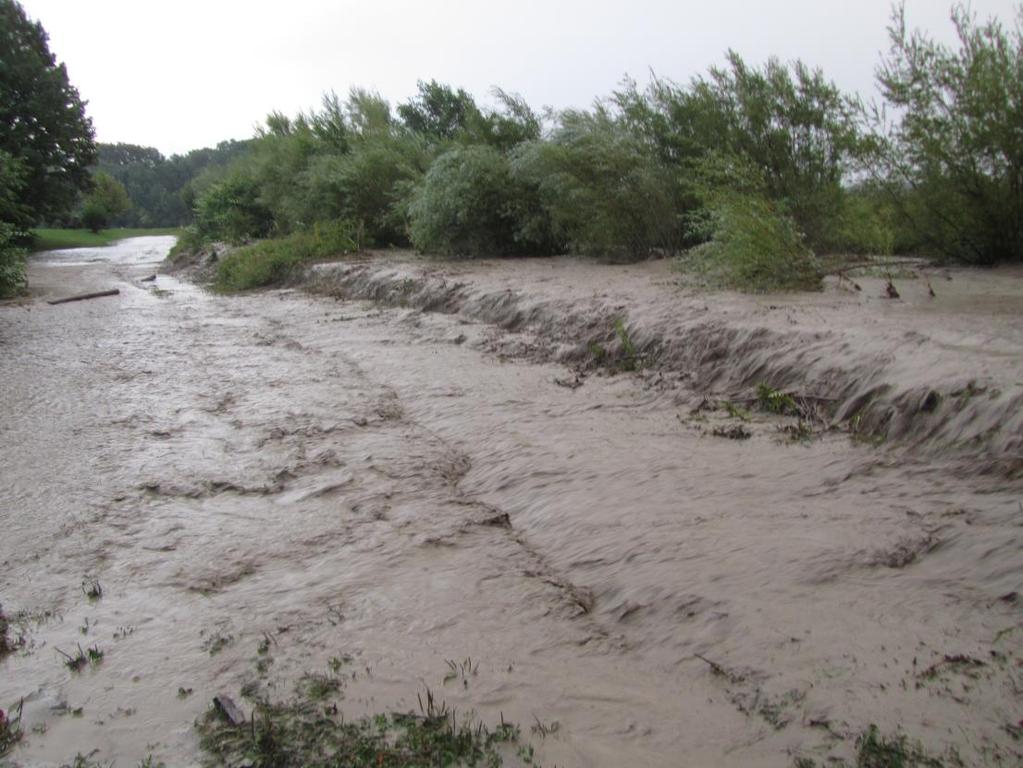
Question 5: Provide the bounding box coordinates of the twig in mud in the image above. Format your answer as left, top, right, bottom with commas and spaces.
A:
916, 653, 986, 682
694, 653, 730, 678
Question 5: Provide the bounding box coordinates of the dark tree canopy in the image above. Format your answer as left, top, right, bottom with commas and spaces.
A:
0, 0, 96, 226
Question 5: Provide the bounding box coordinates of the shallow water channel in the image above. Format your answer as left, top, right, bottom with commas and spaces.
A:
0, 238, 1020, 767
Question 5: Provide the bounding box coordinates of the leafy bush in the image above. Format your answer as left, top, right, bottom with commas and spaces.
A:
309, 132, 429, 246
513, 108, 680, 260
621, 52, 861, 251
0, 222, 27, 298
864, 4, 1023, 264
214, 220, 357, 291
79, 172, 131, 233
682, 156, 820, 292
686, 190, 819, 292
194, 174, 273, 243
408, 145, 557, 256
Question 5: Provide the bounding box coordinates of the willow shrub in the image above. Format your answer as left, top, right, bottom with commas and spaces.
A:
512, 109, 682, 261
408, 145, 558, 256
214, 221, 357, 291
867, 5, 1023, 264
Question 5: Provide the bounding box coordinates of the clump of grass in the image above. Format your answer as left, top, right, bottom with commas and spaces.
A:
214, 221, 357, 292
298, 673, 341, 701
61, 752, 110, 768
613, 318, 639, 371
780, 420, 815, 443
711, 424, 752, 440
854, 724, 952, 767
756, 384, 798, 415
0, 701, 23, 757
196, 684, 524, 768
81, 577, 103, 601
443, 657, 479, 688
722, 401, 751, 421
201, 631, 234, 656
57, 644, 103, 672
794, 724, 957, 767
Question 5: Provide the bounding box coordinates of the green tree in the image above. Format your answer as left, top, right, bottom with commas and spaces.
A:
866, 3, 1023, 263
398, 80, 482, 141
631, 53, 861, 250
513, 106, 678, 260
79, 172, 131, 232
0, 0, 96, 227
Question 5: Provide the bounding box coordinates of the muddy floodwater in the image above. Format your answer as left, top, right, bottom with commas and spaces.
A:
1, 238, 1021, 767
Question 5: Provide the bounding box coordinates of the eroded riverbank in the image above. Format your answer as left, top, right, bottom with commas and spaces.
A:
1, 240, 1021, 767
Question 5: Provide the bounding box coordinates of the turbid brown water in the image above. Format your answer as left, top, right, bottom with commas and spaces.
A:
1, 239, 1021, 767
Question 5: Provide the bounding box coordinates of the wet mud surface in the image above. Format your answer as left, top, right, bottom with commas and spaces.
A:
1, 239, 1021, 767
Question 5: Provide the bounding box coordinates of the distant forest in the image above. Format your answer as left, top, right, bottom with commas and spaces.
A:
94, 140, 253, 227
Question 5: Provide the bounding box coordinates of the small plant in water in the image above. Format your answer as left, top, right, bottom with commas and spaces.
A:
0, 701, 23, 757
201, 631, 233, 656
756, 383, 797, 415
197, 679, 526, 768
722, 401, 752, 421
81, 577, 103, 601
613, 318, 639, 371
58, 644, 103, 672
299, 673, 341, 701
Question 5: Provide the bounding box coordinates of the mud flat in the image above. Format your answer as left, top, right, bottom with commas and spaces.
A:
1, 240, 1021, 767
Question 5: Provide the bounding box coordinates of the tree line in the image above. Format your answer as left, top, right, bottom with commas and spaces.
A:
185, 3, 1023, 292
3, 0, 1022, 298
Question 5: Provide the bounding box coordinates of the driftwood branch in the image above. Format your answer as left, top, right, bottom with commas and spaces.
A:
47, 289, 120, 306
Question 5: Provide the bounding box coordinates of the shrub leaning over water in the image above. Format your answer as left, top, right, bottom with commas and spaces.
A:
214, 220, 358, 292
684, 189, 820, 293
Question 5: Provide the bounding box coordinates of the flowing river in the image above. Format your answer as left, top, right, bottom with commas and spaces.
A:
0, 238, 1020, 767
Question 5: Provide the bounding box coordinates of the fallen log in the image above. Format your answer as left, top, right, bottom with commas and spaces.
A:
140, 274, 157, 283
47, 289, 120, 306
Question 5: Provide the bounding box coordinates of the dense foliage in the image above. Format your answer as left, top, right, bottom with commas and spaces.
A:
80, 172, 130, 232
0, 0, 95, 295
95, 140, 253, 227
162, 4, 1023, 292
865, 4, 1023, 264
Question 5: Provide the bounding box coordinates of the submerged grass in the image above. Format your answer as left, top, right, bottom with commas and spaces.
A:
31, 228, 183, 251
214, 221, 358, 292
196, 689, 525, 768
794, 724, 960, 768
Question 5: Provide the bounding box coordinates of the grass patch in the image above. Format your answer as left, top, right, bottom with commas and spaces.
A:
0, 700, 23, 757
31, 228, 183, 251
56, 643, 103, 672
196, 685, 526, 768
214, 221, 358, 292
795, 724, 959, 768
756, 384, 798, 415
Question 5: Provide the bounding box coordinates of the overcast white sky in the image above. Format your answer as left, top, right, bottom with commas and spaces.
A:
17, 0, 1022, 156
